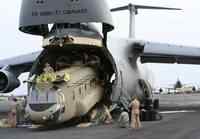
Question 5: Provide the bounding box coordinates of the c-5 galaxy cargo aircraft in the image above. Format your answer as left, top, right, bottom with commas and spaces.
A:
0, 0, 200, 124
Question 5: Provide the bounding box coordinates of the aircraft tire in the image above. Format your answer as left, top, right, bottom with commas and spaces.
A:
153, 99, 159, 110
144, 98, 153, 110
145, 98, 153, 106
141, 110, 159, 121
145, 111, 151, 121
150, 110, 157, 121
140, 111, 150, 121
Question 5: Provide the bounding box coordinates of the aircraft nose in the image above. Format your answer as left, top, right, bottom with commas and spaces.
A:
29, 103, 55, 112
26, 103, 61, 124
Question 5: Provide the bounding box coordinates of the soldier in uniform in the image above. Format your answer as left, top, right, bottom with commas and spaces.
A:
118, 111, 129, 128
9, 105, 17, 128
36, 63, 56, 83
129, 97, 141, 128
77, 104, 113, 128
43, 63, 54, 73
8, 96, 17, 128
89, 104, 113, 125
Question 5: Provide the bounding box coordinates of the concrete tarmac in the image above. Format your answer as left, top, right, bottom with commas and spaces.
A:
154, 93, 200, 110
1, 94, 200, 139
0, 110, 200, 139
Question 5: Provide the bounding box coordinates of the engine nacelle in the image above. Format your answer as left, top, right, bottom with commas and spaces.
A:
0, 70, 20, 93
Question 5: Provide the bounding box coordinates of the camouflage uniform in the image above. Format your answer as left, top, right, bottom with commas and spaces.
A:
90, 105, 112, 125
8, 103, 17, 128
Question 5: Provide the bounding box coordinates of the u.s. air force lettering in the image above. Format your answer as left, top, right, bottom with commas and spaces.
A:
57, 9, 87, 15
35, 0, 45, 4
31, 8, 88, 17
69, 0, 80, 3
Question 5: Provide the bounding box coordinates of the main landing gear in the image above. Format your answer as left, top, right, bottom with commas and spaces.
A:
140, 98, 162, 121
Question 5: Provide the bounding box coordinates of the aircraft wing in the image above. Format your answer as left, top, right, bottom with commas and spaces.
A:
0, 51, 41, 73
133, 41, 200, 64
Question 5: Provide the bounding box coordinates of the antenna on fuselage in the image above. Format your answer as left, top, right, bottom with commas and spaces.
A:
111, 3, 181, 39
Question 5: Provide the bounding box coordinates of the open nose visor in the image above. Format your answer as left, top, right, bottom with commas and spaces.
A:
19, 0, 114, 36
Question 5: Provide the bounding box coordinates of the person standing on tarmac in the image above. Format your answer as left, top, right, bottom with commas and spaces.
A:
8, 96, 17, 128
129, 97, 141, 128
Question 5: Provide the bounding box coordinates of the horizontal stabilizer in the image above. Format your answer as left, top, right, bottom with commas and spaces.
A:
111, 5, 129, 12
111, 3, 181, 12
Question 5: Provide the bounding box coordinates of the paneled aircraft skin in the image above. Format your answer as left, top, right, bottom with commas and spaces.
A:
0, 0, 200, 124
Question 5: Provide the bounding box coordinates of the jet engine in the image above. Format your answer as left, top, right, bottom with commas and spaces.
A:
0, 70, 20, 93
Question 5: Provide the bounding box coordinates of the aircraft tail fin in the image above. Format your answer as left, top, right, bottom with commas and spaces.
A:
110, 3, 181, 38
111, 4, 181, 12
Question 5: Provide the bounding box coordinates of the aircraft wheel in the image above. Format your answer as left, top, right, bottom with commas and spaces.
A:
144, 98, 153, 110
153, 99, 159, 110
140, 110, 150, 121
140, 110, 159, 121
145, 98, 152, 106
